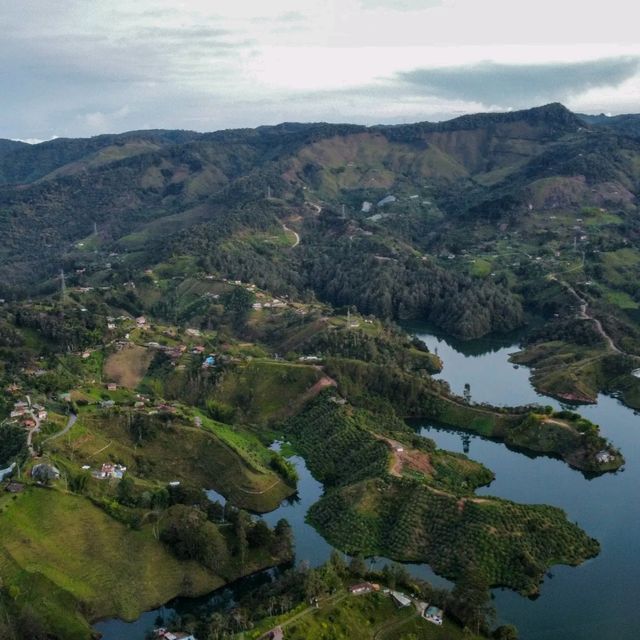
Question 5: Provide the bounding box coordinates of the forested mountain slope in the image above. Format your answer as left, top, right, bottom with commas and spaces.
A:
0, 103, 638, 342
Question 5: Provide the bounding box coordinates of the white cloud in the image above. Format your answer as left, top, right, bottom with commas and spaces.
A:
2, 0, 640, 139
10, 136, 59, 145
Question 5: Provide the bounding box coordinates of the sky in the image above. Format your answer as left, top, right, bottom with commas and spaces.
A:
2, 0, 639, 141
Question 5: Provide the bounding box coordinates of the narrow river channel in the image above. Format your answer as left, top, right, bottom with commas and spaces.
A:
95, 327, 640, 640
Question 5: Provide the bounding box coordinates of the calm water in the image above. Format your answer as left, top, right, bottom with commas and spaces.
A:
96, 327, 640, 639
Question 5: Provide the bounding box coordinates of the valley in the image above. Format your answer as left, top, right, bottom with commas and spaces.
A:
0, 103, 639, 639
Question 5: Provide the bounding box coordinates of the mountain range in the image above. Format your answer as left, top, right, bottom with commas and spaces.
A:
0, 103, 639, 344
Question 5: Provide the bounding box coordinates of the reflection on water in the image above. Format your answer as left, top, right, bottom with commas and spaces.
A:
96, 326, 640, 640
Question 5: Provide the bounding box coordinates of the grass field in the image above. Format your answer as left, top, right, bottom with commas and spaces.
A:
212, 360, 321, 424
247, 591, 482, 640
469, 258, 492, 278
604, 289, 639, 310
0, 488, 221, 640
103, 344, 154, 388
47, 410, 293, 512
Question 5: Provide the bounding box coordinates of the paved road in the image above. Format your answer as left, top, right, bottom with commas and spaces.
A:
43, 413, 77, 445
283, 224, 300, 248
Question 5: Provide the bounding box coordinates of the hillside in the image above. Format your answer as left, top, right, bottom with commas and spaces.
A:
0, 101, 639, 382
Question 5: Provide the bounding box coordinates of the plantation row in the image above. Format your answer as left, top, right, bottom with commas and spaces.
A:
309, 475, 600, 595
283, 397, 390, 487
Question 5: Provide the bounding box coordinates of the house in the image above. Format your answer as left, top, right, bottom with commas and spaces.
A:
596, 450, 614, 464
37, 409, 48, 421
100, 400, 115, 409
106, 383, 117, 391
97, 463, 127, 479
154, 630, 198, 640
377, 195, 396, 207
31, 464, 61, 482
107, 323, 116, 330
185, 328, 201, 337
23, 418, 37, 430
82, 351, 91, 359
390, 590, 411, 608
252, 302, 263, 310
5, 482, 24, 493
349, 582, 374, 595
157, 404, 177, 414
203, 355, 216, 367
136, 316, 147, 327
424, 605, 444, 625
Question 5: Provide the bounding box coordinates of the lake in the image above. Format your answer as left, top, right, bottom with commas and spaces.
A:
95, 326, 640, 639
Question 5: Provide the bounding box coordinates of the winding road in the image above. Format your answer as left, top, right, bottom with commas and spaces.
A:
555, 277, 622, 354
282, 224, 300, 248
43, 413, 78, 445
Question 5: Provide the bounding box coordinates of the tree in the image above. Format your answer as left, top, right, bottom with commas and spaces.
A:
451, 568, 495, 635
320, 562, 342, 594
493, 624, 519, 640
221, 287, 255, 327
247, 520, 274, 549
329, 550, 348, 576
68, 470, 90, 494
235, 510, 250, 570
304, 568, 327, 602
0, 424, 27, 467
272, 519, 293, 557
160, 505, 228, 572
117, 475, 135, 505
349, 554, 367, 578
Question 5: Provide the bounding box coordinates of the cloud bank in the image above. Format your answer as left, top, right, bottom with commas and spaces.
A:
1, 0, 639, 139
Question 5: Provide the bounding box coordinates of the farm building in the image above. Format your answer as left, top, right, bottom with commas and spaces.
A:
424, 605, 444, 625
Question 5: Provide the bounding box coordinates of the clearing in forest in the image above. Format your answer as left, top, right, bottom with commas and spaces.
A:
104, 344, 153, 389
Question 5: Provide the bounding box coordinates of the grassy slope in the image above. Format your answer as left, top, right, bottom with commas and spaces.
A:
246, 591, 481, 640
0, 488, 221, 640
212, 359, 322, 424
47, 410, 292, 512
103, 344, 154, 389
